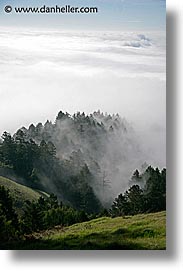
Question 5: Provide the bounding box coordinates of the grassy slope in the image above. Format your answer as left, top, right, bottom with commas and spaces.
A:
0, 176, 48, 215
18, 211, 166, 250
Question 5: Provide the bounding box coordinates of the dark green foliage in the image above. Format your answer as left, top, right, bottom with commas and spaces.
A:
0, 110, 140, 213
20, 200, 44, 233
0, 207, 16, 243
0, 131, 40, 181
111, 193, 129, 217
125, 185, 143, 215
0, 186, 18, 227
143, 167, 166, 212
0, 132, 16, 167
110, 167, 166, 217
0, 186, 19, 242
0, 165, 166, 248
11, 212, 166, 250
0, 186, 89, 244
0, 130, 101, 214
0, 110, 166, 248
20, 194, 88, 234
65, 165, 102, 213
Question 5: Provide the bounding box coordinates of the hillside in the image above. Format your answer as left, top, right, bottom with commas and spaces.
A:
16, 211, 166, 250
0, 111, 165, 213
0, 176, 48, 215
14, 110, 144, 205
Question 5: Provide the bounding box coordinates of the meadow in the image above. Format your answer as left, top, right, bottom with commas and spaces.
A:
15, 211, 166, 250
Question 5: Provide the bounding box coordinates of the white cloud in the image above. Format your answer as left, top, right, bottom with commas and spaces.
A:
0, 28, 166, 167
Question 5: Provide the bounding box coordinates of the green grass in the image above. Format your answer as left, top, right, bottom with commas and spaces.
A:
14, 211, 166, 250
0, 176, 48, 215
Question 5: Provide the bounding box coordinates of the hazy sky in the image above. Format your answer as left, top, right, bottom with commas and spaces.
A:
0, 0, 166, 30
0, 1, 166, 167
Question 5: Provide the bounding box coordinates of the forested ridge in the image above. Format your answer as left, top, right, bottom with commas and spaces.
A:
0, 111, 166, 247
0, 110, 141, 211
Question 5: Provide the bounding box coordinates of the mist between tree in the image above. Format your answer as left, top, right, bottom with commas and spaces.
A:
0, 110, 165, 211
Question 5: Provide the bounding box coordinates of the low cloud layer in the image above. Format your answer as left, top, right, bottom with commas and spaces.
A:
0, 28, 166, 167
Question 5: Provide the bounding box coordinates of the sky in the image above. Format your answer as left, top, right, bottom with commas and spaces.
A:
0, 0, 166, 30
0, 1, 166, 167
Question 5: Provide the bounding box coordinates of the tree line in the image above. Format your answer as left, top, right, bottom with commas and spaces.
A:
110, 167, 166, 217
0, 131, 102, 214
0, 187, 88, 245
0, 165, 166, 246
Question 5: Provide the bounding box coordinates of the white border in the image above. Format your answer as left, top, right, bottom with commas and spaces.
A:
0, 0, 183, 274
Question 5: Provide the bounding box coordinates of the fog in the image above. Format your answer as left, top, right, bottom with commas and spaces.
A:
19, 111, 148, 204
0, 28, 166, 169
